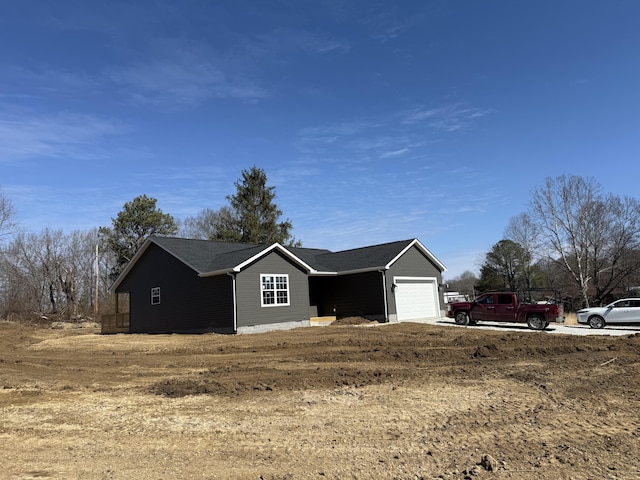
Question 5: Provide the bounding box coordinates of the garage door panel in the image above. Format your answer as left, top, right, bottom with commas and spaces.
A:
395, 278, 438, 321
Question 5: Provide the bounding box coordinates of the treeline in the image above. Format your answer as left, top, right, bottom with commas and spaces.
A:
446, 175, 640, 309
0, 166, 297, 320
3, 172, 638, 320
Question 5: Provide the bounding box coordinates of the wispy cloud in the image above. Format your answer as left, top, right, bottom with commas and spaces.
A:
402, 104, 493, 131
108, 46, 269, 107
380, 148, 409, 158
247, 28, 351, 57
296, 102, 491, 166
361, 5, 424, 42
282, 99, 503, 257
296, 119, 385, 157
1, 64, 101, 96
106, 25, 349, 109
298, 120, 379, 138
0, 110, 129, 162
6, 3, 352, 110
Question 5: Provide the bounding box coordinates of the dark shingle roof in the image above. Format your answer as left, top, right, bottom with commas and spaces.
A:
111, 236, 444, 291
305, 239, 415, 272
150, 236, 263, 273
144, 236, 435, 276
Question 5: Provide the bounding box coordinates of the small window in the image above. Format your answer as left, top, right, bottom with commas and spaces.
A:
261, 274, 290, 307
151, 287, 161, 305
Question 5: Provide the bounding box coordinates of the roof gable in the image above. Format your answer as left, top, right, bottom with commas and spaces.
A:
308, 239, 446, 274
110, 236, 446, 292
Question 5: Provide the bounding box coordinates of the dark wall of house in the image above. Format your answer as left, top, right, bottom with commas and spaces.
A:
385, 245, 444, 315
235, 250, 310, 328
310, 271, 385, 319
117, 244, 234, 333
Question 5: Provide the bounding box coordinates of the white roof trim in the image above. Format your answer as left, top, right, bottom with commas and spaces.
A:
199, 242, 317, 277
385, 239, 447, 272
234, 242, 316, 273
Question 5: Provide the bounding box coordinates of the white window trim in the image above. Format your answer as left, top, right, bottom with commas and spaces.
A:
151, 286, 161, 305
260, 274, 290, 307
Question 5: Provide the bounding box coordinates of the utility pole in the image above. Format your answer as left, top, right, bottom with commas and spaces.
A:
94, 244, 99, 317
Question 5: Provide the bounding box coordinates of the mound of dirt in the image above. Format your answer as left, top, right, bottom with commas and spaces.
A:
331, 316, 378, 325
473, 343, 500, 358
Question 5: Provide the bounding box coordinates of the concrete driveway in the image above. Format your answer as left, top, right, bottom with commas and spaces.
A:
417, 317, 640, 336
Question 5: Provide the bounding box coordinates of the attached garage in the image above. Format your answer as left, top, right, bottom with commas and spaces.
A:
393, 277, 440, 321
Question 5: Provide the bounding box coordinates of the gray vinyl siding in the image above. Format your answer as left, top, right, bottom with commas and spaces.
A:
117, 243, 234, 333
235, 250, 310, 328
385, 245, 444, 317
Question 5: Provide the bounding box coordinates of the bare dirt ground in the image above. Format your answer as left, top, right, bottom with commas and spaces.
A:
1, 319, 639, 480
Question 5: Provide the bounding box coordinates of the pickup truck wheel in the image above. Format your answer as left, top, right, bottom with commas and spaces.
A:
527, 314, 546, 331
454, 311, 469, 326
588, 315, 605, 329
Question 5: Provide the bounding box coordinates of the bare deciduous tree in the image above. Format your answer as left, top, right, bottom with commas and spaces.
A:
181, 207, 236, 240
0, 187, 17, 241
444, 270, 478, 298
528, 175, 640, 307
1, 228, 107, 319
504, 213, 540, 290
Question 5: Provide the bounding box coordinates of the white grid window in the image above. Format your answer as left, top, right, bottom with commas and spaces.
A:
151, 287, 161, 305
261, 274, 289, 307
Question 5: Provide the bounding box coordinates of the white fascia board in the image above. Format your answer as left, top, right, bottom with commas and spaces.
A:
198, 268, 235, 278
385, 239, 447, 272
236, 243, 317, 272
200, 243, 317, 277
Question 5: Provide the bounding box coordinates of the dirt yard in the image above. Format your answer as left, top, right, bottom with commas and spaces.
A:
1, 319, 639, 480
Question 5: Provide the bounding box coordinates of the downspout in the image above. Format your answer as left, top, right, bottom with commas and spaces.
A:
380, 269, 389, 323
227, 272, 237, 333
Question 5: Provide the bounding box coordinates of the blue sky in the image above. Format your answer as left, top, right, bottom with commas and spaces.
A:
1, 1, 639, 279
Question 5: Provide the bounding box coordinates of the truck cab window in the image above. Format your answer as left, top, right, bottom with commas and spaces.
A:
477, 295, 494, 305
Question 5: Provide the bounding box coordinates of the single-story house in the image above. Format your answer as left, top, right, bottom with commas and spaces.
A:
102, 236, 447, 334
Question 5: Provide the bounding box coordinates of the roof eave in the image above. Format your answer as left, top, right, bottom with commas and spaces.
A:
198, 268, 236, 278
336, 266, 387, 276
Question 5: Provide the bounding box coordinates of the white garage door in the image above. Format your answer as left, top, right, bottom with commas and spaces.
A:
394, 277, 439, 321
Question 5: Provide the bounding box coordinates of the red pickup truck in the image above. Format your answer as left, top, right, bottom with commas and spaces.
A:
446, 292, 564, 330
